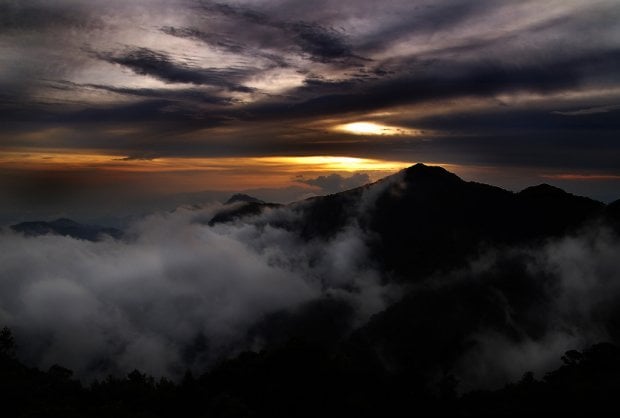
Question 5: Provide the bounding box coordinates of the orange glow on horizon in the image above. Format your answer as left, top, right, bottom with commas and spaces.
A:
0, 151, 416, 192
250, 156, 412, 172
0, 151, 412, 173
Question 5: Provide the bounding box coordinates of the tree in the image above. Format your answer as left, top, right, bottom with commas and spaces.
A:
0, 326, 16, 358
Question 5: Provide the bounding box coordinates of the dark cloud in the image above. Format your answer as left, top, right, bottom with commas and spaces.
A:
97, 48, 254, 92
55, 99, 221, 126
288, 21, 361, 63
0, 0, 97, 33
0, 0, 619, 202
160, 26, 246, 54
160, 25, 291, 68
242, 48, 620, 122
356, 0, 498, 54
198, 0, 365, 63
83, 83, 235, 105
400, 106, 620, 138
552, 104, 620, 116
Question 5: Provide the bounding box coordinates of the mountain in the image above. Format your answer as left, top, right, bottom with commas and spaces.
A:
225, 193, 265, 205
10, 218, 123, 241
3, 165, 619, 416
208, 198, 282, 226
205, 164, 614, 382
606, 198, 620, 233
211, 163, 605, 281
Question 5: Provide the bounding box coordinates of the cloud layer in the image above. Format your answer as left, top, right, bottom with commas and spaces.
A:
1, 176, 619, 389
1, 0, 619, 173
0, 192, 397, 379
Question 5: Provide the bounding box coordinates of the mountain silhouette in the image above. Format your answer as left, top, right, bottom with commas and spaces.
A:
10, 218, 122, 241
606, 198, 620, 233
225, 193, 265, 205
2, 165, 620, 417
208, 199, 282, 226
211, 163, 604, 281
204, 165, 614, 382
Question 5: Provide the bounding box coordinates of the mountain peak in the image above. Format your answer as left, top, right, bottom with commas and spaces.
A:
519, 184, 569, 197
50, 218, 81, 227
225, 194, 265, 205
11, 218, 122, 241
403, 163, 462, 184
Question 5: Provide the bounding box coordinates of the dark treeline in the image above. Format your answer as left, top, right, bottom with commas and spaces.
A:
2, 326, 620, 417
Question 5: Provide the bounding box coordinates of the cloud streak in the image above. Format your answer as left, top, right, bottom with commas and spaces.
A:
97, 48, 255, 92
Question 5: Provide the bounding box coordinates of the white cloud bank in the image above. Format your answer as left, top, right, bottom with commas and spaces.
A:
0, 197, 397, 379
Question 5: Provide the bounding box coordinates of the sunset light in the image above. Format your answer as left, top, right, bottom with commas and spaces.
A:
1, 1, 619, 414
337, 122, 412, 135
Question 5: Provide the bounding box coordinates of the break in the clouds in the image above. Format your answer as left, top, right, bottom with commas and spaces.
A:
1, 0, 620, 169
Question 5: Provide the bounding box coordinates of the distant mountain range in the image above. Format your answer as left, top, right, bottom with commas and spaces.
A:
10, 218, 123, 241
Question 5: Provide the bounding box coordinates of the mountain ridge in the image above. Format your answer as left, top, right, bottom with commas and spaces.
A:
10, 218, 123, 241
9, 164, 611, 258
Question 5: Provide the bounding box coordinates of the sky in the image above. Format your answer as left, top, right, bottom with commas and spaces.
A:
1, 0, 620, 222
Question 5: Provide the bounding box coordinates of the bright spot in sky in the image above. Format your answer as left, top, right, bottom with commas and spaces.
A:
337, 122, 411, 135
255, 156, 411, 172
0, 151, 411, 174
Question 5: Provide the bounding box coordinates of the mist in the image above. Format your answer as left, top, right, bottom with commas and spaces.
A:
0, 197, 397, 379
453, 224, 620, 390
1, 174, 619, 390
